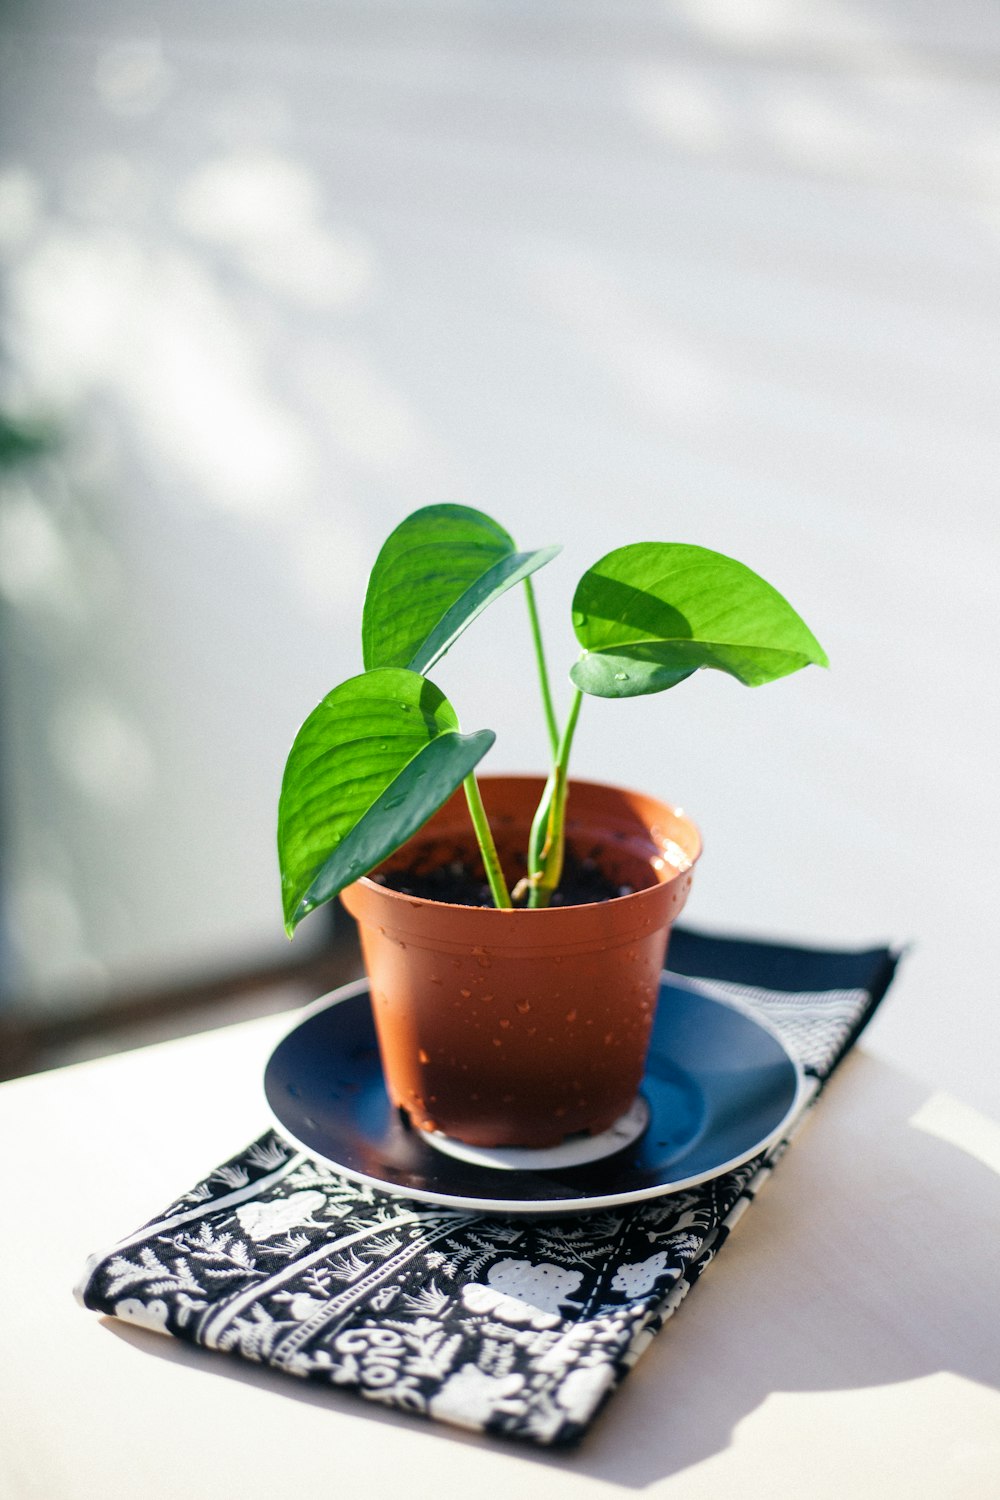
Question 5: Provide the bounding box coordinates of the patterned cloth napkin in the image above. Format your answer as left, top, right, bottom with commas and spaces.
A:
76, 928, 898, 1447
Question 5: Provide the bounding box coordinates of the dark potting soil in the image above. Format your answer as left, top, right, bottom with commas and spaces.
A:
372, 847, 638, 908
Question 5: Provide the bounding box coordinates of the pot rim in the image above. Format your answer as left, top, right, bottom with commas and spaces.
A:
348, 772, 702, 918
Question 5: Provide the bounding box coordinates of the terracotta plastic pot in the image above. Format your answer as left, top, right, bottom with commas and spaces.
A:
340, 776, 701, 1148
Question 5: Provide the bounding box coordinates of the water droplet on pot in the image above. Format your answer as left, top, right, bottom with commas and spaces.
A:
418, 1049, 429, 1064
499, 1018, 510, 1029
492, 1037, 503, 1047
565, 1009, 577, 1023
482, 993, 494, 1003
515, 1000, 531, 1014
460, 988, 471, 998
604, 1032, 615, 1045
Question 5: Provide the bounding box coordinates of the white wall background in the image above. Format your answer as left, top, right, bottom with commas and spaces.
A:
1, 1, 998, 1114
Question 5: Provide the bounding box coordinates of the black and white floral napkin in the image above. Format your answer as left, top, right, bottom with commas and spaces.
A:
76, 928, 898, 1447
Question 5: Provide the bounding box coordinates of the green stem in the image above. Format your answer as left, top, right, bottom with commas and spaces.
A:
523, 577, 559, 759
527, 686, 584, 908
463, 772, 512, 909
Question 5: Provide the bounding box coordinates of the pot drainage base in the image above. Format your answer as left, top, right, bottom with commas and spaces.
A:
416, 1093, 651, 1172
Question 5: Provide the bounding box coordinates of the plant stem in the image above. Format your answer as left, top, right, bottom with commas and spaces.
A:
463, 772, 513, 909
527, 686, 584, 908
523, 577, 559, 759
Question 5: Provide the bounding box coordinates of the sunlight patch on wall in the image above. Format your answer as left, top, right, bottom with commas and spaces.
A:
630, 65, 731, 153
759, 84, 899, 177
94, 36, 175, 118
669, 0, 887, 52
0, 139, 416, 1002
634, 38, 1000, 196
176, 151, 373, 310
7, 225, 318, 518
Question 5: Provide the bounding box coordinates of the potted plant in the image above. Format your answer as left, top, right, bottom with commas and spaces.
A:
277, 505, 827, 1147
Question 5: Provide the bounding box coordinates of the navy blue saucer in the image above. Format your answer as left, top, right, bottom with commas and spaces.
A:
263, 977, 805, 1214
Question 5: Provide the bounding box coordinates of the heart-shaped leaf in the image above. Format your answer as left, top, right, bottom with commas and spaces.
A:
571, 543, 828, 698
362, 503, 559, 674
278, 668, 494, 933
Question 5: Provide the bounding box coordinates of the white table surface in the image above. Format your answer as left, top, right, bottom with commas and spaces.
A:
2, 1008, 998, 1500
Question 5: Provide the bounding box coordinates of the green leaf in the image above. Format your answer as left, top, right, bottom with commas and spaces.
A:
278, 668, 494, 934
362, 503, 559, 674
571, 543, 828, 699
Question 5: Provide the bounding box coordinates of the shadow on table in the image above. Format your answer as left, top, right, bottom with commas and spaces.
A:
103, 1052, 1000, 1489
